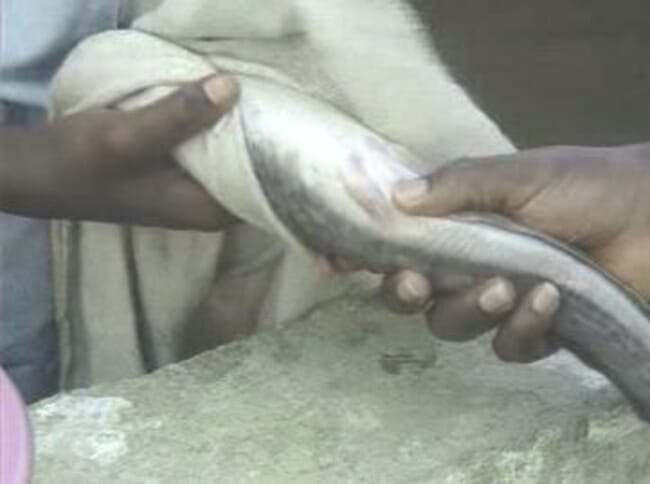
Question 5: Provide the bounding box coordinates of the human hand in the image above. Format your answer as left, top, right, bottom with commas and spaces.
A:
0, 75, 239, 231
385, 143, 650, 362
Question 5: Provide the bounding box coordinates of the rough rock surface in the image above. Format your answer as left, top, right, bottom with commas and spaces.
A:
31, 297, 650, 483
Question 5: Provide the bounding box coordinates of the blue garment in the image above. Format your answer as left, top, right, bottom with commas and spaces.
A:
0, 0, 124, 403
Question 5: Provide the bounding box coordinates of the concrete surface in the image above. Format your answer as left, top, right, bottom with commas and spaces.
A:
31, 296, 650, 483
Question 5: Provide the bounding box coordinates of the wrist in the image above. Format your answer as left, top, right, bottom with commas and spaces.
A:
0, 124, 62, 217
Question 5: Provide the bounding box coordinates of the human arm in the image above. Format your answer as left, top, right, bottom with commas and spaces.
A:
0, 75, 240, 231
387, 143, 650, 361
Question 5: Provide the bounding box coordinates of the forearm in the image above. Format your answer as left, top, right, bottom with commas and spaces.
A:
0, 124, 57, 217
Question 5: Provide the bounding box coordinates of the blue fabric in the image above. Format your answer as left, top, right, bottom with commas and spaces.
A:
0, 0, 123, 403
0, 0, 122, 108
0, 214, 58, 403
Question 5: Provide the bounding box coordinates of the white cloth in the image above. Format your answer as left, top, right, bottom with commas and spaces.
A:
49, 0, 514, 389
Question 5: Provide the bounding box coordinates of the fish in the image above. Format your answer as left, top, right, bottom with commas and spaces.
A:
237, 76, 650, 422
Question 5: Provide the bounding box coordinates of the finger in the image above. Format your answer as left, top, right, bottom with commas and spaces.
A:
392, 153, 542, 217
116, 162, 239, 231
426, 277, 516, 341
381, 270, 433, 314
492, 282, 560, 363
104, 74, 240, 162
159, 168, 240, 231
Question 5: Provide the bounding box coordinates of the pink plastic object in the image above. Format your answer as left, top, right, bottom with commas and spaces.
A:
0, 366, 31, 484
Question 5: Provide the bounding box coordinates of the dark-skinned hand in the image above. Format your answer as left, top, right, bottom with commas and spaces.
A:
385, 143, 650, 363
0, 75, 239, 231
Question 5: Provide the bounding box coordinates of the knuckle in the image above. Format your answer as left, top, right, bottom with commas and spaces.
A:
429, 163, 455, 187
59, 110, 123, 160
100, 116, 137, 158
174, 84, 212, 122
150, 84, 218, 140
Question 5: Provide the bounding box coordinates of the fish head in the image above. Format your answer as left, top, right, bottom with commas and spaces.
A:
340, 134, 423, 222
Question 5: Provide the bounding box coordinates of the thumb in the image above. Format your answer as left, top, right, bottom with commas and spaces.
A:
392, 154, 532, 217
105, 74, 240, 162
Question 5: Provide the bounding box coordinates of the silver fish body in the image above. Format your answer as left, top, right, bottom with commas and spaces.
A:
239, 77, 650, 421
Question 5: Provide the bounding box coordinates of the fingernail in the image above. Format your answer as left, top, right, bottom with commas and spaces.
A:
397, 274, 429, 304
531, 283, 560, 315
393, 179, 429, 208
203, 75, 239, 106
478, 279, 515, 314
